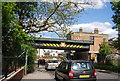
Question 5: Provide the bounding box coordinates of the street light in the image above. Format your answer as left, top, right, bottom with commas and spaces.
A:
18, 48, 28, 75
25, 48, 28, 75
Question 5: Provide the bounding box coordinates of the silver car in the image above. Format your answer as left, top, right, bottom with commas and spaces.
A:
45, 60, 61, 70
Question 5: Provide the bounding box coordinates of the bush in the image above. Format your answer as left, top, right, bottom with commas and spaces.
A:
27, 64, 35, 73
94, 64, 120, 73
106, 54, 120, 66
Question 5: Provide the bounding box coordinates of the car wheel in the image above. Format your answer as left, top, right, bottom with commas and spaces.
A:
63, 78, 66, 81
63, 78, 69, 81
93, 79, 97, 81
45, 67, 48, 71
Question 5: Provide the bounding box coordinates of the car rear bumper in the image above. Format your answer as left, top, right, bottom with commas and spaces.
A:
69, 78, 96, 81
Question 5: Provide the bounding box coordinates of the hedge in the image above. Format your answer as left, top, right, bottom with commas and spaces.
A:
94, 64, 120, 73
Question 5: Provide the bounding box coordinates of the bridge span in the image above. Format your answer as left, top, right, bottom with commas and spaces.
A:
34, 38, 94, 51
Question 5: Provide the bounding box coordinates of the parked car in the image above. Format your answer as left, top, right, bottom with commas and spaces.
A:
55, 60, 97, 81
45, 60, 61, 70
38, 59, 45, 65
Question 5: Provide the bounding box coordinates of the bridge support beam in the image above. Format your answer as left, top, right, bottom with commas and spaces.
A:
66, 53, 71, 60
73, 51, 89, 60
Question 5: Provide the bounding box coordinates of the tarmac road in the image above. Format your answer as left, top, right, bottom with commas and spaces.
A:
21, 65, 120, 81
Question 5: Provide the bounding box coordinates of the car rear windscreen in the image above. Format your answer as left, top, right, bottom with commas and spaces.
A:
72, 62, 93, 70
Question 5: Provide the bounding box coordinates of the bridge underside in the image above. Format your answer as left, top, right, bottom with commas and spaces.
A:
34, 38, 94, 60
34, 38, 93, 51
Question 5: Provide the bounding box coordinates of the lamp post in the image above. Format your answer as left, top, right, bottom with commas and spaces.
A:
25, 49, 28, 75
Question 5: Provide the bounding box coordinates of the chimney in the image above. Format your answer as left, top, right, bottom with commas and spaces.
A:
79, 27, 83, 33
94, 28, 99, 34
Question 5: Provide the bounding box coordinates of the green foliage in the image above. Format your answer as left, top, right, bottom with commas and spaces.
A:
111, 2, 120, 29
109, 38, 120, 52
94, 64, 120, 72
98, 43, 111, 64
99, 43, 111, 56
3, 2, 92, 39
15, 2, 38, 27
2, 2, 37, 73
2, 2, 92, 40
2, 1, 92, 73
27, 45, 37, 73
111, 1, 120, 50
2, 2, 21, 56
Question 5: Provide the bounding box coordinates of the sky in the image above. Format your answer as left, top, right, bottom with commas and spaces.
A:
69, 2, 118, 39
35, 0, 119, 52
40, 1, 118, 40
39, 1, 118, 52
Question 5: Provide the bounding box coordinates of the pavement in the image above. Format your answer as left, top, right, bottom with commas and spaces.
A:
22, 69, 52, 79
21, 65, 54, 80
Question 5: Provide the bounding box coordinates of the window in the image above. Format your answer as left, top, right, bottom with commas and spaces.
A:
58, 62, 69, 70
61, 63, 66, 69
72, 62, 92, 70
90, 36, 94, 40
103, 38, 106, 42
58, 63, 63, 68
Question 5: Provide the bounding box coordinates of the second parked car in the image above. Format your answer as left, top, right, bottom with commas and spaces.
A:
55, 60, 97, 81
45, 60, 61, 70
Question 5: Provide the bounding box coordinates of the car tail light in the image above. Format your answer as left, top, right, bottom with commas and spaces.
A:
94, 70, 97, 77
69, 71, 74, 78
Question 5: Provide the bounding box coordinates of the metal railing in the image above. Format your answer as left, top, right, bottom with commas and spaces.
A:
1, 49, 28, 80
2, 56, 24, 79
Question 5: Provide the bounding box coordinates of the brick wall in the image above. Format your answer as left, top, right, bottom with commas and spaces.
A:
70, 28, 108, 61
6, 67, 25, 81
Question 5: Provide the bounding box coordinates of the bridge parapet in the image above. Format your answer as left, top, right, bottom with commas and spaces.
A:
34, 38, 93, 44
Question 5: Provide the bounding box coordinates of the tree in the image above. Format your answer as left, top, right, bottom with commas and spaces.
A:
98, 43, 112, 64
14, 1, 92, 38
111, 1, 120, 50
2, 2, 37, 73
15, 2, 38, 29
109, 37, 119, 50
2, 2, 22, 57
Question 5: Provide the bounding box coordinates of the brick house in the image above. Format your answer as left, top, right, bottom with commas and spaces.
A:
69, 27, 108, 62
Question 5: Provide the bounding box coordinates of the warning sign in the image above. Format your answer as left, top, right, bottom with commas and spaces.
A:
60, 42, 66, 47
